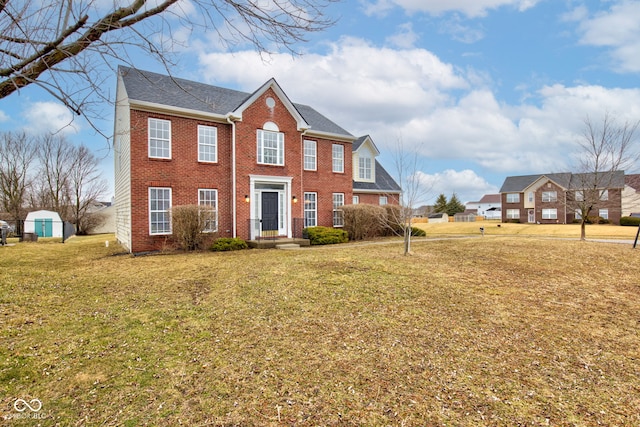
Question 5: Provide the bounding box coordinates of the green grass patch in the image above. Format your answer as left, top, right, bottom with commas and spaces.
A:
0, 234, 639, 425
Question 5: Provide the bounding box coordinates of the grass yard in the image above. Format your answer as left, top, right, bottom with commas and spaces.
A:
414, 220, 640, 240
1, 234, 639, 426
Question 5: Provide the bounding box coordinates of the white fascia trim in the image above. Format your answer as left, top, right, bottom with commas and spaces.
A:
129, 99, 229, 123
353, 189, 402, 194
305, 129, 356, 143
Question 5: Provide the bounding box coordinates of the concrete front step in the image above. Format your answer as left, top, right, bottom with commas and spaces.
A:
275, 243, 301, 250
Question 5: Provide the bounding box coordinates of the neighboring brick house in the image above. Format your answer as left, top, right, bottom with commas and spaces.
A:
622, 174, 640, 216
499, 172, 624, 225
114, 67, 400, 253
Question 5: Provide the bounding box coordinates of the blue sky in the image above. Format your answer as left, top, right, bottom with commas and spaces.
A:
2, 0, 640, 204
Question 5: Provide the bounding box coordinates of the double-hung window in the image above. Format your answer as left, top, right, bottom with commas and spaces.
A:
600, 189, 609, 201
149, 187, 172, 234
379, 196, 388, 205
198, 125, 217, 163
304, 192, 317, 227
359, 156, 372, 180
199, 189, 218, 232
506, 209, 520, 219
542, 191, 557, 202
304, 140, 316, 171
332, 144, 344, 173
257, 129, 284, 165
506, 193, 520, 203
148, 118, 171, 159
542, 209, 557, 220
333, 193, 344, 227
599, 209, 609, 220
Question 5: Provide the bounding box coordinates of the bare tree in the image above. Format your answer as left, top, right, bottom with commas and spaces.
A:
0, 0, 339, 126
36, 134, 75, 218
572, 113, 640, 240
388, 138, 431, 256
0, 132, 35, 234
68, 145, 108, 234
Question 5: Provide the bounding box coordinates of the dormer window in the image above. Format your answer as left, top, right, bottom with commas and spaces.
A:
358, 156, 372, 180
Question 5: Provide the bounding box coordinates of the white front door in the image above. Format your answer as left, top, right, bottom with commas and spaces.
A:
528, 210, 535, 223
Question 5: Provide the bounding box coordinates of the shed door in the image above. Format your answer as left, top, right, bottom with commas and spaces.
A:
35, 218, 53, 237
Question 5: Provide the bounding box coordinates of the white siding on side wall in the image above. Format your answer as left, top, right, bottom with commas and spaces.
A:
114, 73, 132, 252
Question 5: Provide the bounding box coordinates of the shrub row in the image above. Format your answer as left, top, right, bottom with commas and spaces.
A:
303, 226, 349, 245
210, 237, 248, 251
620, 216, 640, 226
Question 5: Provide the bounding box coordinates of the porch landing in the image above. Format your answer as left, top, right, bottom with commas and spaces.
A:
247, 238, 311, 249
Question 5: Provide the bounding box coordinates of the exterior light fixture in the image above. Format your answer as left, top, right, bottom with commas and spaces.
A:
244, 195, 250, 203
292, 195, 298, 204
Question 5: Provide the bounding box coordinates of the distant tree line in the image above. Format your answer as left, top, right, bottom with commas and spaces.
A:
0, 132, 107, 235
433, 193, 466, 216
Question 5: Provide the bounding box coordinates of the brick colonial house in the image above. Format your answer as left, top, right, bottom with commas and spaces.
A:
499, 172, 625, 225
114, 67, 400, 253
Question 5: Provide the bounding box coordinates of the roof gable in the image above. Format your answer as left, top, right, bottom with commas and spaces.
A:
353, 135, 380, 156
231, 78, 309, 131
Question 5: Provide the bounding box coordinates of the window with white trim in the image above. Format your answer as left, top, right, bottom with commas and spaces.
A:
506, 193, 520, 203
542, 191, 557, 202
304, 140, 316, 171
198, 125, 217, 163
600, 189, 608, 201
257, 129, 284, 165
332, 144, 344, 173
149, 187, 171, 234
379, 196, 388, 205
506, 209, 520, 219
358, 156, 372, 180
575, 209, 583, 220
333, 193, 344, 227
304, 192, 317, 227
542, 208, 557, 219
353, 195, 359, 204
575, 190, 584, 201
599, 209, 608, 220
198, 189, 218, 232
148, 118, 171, 159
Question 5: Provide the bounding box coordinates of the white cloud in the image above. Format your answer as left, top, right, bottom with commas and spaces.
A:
574, 1, 640, 72
22, 102, 79, 135
416, 169, 499, 203
0, 110, 9, 122
362, 0, 541, 18
197, 37, 640, 193
386, 22, 420, 48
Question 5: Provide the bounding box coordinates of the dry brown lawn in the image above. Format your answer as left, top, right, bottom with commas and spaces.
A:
1, 234, 639, 426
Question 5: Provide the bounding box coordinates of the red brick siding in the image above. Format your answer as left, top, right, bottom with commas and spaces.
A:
129, 110, 233, 252
353, 192, 400, 206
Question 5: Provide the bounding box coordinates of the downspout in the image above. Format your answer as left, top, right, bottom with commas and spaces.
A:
227, 115, 237, 238
298, 129, 309, 237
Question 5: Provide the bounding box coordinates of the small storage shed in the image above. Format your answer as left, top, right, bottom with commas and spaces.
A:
427, 213, 449, 223
24, 210, 64, 238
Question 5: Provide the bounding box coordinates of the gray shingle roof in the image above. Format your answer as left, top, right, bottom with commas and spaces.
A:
353, 160, 402, 193
119, 66, 352, 137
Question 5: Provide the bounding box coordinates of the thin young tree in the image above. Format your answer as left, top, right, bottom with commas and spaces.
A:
389, 138, 431, 255
0, 132, 35, 234
0, 0, 339, 127
68, 145, 108, 234
572, 113, 640, 240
